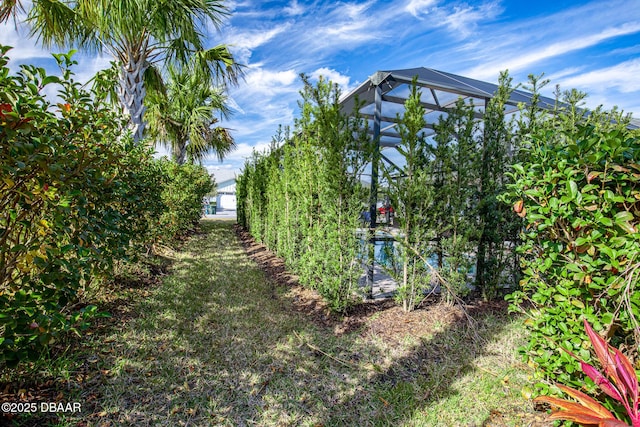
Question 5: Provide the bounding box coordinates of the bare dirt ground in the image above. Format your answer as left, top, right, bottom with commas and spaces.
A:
236, 224, 515, 341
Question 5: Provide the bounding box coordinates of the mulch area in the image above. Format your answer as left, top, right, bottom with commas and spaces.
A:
234, 224, 509, 340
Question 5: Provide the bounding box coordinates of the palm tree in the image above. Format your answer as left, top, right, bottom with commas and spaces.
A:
145, 60, 235, 165
1, 0, 241, 143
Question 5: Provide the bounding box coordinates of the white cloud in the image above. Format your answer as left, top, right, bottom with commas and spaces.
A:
405, 0, 438, 18
438, 2, 501, 37
401, 0, 500, 39
283, 0, 305, 16
321, 2, 379, 42
558, 59, 640, 94
310, 67, 352, 91
74, 54, 113, 84
455, 0, 640, 82
226, 100, 295, 140
226, 24, 290, 64
465, 21, 640, 81
221, 64, 300, 157
243, 67, 299, 96
294, 1, 386, 54
226, 95, 245, 114
545, 66, 587, 83
0, 23, 50, 63
206, 141, 272, 173
230, 25, 290, 50
229, 141, 272, 159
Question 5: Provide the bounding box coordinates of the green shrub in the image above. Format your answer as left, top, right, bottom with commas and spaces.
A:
384, 80, 435, 311
157, 160, 213, 240
237, 76, 369, 312
0, 46, 164, 367
502, 106, 640, 394
535, 319, 640, 426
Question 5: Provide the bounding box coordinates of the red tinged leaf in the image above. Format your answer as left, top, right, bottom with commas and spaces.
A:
57, 103, 71, 113
513, 199, 524, 213
584, 320, 623, 389
587, 171, 601, 183
581, 361, 624, 402
513, 199, 527, 217
535, 395, 612, 424
614, 351, 639, 402
600, 420, 632, 427
556, 384, 617, 419
0, 103, 14, 123
537, 321, 640, 427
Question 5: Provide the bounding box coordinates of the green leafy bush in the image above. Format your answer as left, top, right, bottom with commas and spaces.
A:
157, 160, 214, 240
0, 46, 164, 367
502, 105, 640, 394
383, 80, 435, 311
383, 74, 521, 307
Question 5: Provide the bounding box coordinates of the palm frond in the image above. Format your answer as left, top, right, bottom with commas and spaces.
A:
0, 0, 24, 25
144, 53, 236, 164
195, 44, 244, 86
143, 63, 167, 98
27, 0, 88, 50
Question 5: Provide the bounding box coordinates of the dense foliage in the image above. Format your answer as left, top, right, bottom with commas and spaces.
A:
239, 75, 524, 312
2, 0, 242, 142
0, 47, 213, 367
237, 76, 370, 312
502, 85, 640, 398
158, 160, 214, 238
145, 59, 235, 166
536, 320, 640, 426
381, 74, 521, 309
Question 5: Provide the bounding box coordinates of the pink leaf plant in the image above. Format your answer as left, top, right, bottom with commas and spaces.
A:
535, 319, 640, 426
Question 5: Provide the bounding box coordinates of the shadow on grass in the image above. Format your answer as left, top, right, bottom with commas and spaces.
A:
28, 219, 535, 427
317, 306, 523, 426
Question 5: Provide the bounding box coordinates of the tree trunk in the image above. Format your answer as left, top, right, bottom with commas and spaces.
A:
118, 49, 148, 144
173, 142, 187, 165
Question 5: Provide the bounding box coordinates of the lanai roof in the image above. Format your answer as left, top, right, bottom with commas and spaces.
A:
339, 67, 559, 148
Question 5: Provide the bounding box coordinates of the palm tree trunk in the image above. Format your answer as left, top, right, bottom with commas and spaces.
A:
118, 50, 147, 143
174, 143, 187, 165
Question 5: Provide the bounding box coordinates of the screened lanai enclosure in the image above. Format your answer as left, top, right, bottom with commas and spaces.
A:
237, 66, 562, 311
339, 68, 558, 300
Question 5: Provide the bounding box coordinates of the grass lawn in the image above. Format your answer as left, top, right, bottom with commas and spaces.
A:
1, 219, 550, 426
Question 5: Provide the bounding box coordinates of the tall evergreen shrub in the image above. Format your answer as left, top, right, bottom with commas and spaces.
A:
429, 98, 480, 304
383, 81, 434, 311
236, 76, 369, 312
475, 72, 520, 300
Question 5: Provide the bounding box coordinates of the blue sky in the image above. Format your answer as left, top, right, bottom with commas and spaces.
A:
1, 0, 640, 177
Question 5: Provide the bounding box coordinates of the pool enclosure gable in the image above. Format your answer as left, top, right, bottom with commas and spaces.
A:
339, 67, 559, 230
339, 67, 557, 149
